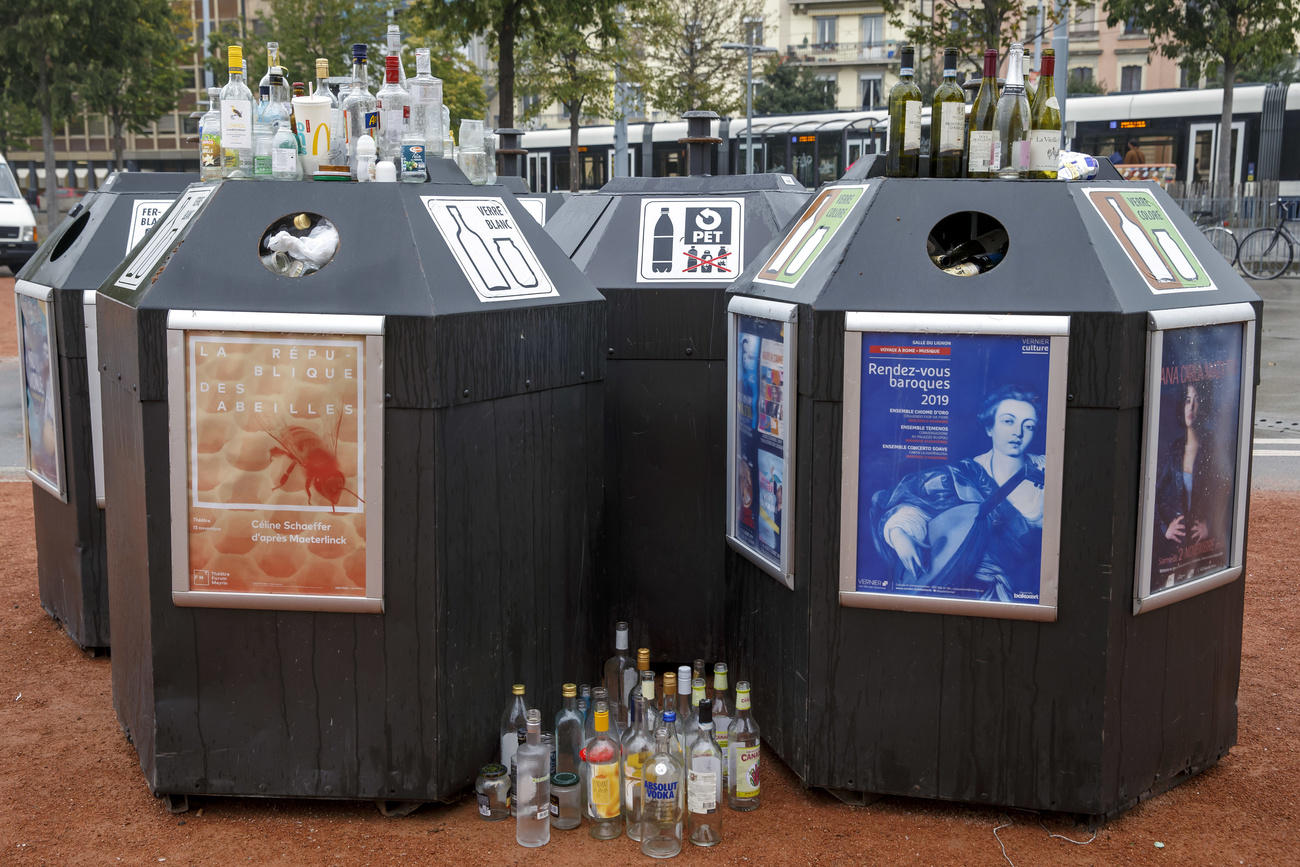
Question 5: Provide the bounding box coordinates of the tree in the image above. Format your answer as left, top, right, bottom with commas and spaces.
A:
754, 54, 837, 115
412, 0, 545, 129
0, 68, 41, 160
516, 0, 628, 191
882, 0, 1080, 75
634, 0, 766, 117
79, 0, 187, 170
1105, 0, 1300, 196
402, 24, 490, 134
1205, 53, 1300, 87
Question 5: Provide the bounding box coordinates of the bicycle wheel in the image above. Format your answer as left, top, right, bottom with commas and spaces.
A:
1238, 228, 1293, 280
1201, 226, 1238, 265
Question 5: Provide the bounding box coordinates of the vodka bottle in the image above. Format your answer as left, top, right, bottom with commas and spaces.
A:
711, 663, 732, 787
219, 45, 254, 178
642, 728, 684, 858
409, 49, 444, 160
516, 709, 551, 847
253, 85, 275, 179
604, 621, 635, 728
554, 683, 583, 776
582, 701, 622, 840
626, 647, 651, 728
660, 670, 677, 725
386, 18, 408, 89
727, 681, 760, 811
313, 58, 347, 166
620, 690, 654, 842
992, 42, 1032, 178
660, 709, 685, 767
675, 665, 694, 731
686, 701, 724, 847
500, 683, 528, 771
341, 43, 377, 176
198, 88, 221, 180
259, 42, 281, 94
376, 55, 408, 165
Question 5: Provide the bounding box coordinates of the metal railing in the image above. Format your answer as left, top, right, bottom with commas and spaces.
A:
785, 40, 897, 64
1170, 181, 1300, 276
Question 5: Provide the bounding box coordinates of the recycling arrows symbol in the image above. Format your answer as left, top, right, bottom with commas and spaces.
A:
695, 208, 723, 230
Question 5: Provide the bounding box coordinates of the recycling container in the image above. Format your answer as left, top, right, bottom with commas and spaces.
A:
548, 111, 810, 664
724, 173, 1260, 819
95, 164, 605, 808
14, 171, 194, 651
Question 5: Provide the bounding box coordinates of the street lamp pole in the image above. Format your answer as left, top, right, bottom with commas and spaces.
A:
721, 42, 778, 175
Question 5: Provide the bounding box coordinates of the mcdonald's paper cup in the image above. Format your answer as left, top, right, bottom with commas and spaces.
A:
292, 95, 335, 175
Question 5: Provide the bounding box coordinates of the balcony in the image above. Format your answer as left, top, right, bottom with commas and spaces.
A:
786, 40, 898, 65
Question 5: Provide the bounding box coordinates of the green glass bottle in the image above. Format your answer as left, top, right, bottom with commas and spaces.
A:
1028, 49, 1061, 179
965, 49, 998, 178
992, 42, 1031, 178
929, 48, 966, 178
886, 45, 923, 177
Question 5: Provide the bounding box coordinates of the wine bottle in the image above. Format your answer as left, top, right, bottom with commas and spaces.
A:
992, 42, 1031, 178
930, 48, 966, 178
885, 45, 923, 178
966, 49, 998, 178
1027, 49, 1061, 179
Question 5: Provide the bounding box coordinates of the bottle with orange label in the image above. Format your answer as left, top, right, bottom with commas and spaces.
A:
727, 681, 760, 811
582, 700, 623, 839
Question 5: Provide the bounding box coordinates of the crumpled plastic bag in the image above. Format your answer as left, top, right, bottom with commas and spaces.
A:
264, 222, 339, 274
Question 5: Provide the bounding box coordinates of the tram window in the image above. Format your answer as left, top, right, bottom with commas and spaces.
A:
656, 145, 686, 177
581, 152, 608, 189
766, 142, 787, 174
792, 136, 816, 187
819, 135, 842, 183
554, 155, 571, 192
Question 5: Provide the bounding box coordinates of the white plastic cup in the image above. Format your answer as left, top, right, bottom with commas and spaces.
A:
293, 94, 334, 175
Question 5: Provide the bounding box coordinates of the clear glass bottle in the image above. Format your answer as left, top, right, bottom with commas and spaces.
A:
408, 49, 444, 160
1028, 48, 1061, 179
885, 44, 923, 177
253, 84, 275, 180
500, 683, 527, 770
550, 772, 581, 830
638, 668, 659, 732
485, 131, 497, 183
586, 687, 612, 742
660, 709, 685, 768
711, 663, 732, 788
966, 49, 999, 178
259, 41, 280, 94
219, 44, 254, 178
642, 728, 684, 859
199, 87, 221, 180
675, 665, 694, 732
441, 103, 454, 160
554, 682, 583, 777
386, 18, 408, 89
686, 678, 708, 749
686, 701, 724, 847
313, 58, 347, 167
267, 69, 298, 180
627, 647, 651, 729
603, 621, 635, 728
930, 47, 966, 178
340, 43, 377, 177
620, 689, 654, 842
475, 763, 510, 821
692, 660, 708, 698
578, 683, 591, 724
582, 700, 622, 840
993, 42, 1031, 178
660, 670, 677, 726
376, 55, 408, 165
727, 681, 760, 811
516, 709, 551, 848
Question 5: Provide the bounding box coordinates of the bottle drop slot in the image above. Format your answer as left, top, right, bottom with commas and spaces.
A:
926, 211, 1009, 277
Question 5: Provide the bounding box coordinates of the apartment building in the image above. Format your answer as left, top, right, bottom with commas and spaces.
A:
1064, 4, 1183, 93
778, 0, 902, 111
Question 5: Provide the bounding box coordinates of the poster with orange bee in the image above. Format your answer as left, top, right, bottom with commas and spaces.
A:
168, 312, 384, 612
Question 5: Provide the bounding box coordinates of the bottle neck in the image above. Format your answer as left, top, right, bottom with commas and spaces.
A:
713, 672, 728, 692
1005, 50, 1025, 92
351, 59, 367, 87
563, 695, 576, 712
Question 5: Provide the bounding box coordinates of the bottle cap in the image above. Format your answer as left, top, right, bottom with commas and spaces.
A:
662, 710, 676, 723
352, 43, 368, 62
316, 58, 329, 78
663, 671, 676, 692
900, 45, 914, 69
511, 683, 525, 696
481, 762, 506, 777
677, 665, 692, 694
551, 771, 579, 787
943, 47, 958, 70
637, 648, 651, 669
374, 160, 397, 182
227, 44, 243, 72
698, 700, 712, 725
562, 682, 577, 698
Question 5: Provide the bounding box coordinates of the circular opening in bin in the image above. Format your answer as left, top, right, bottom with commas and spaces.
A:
49, 210, 91, 262
257, 212, 339, 278
927, 211, 1008, 277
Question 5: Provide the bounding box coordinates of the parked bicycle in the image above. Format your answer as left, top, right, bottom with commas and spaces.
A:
1192, 208, 1239, 265
1238, 198, 1297, 280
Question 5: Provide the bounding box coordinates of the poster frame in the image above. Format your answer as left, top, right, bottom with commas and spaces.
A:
166, 309, 386, 613
83, 291, 105, 508
726, 295, 798, 589
838, 312, 1069, 621
14, 279, 67, 502
1133, 302, 1256, 615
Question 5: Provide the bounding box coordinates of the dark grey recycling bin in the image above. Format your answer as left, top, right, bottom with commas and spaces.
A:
14, 171, 194, 651
95, 165, 605, 808
725, 175, 1260, 819
547, 112, 810, 664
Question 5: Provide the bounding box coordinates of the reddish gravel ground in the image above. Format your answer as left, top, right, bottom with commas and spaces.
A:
1, 274, 1296, 865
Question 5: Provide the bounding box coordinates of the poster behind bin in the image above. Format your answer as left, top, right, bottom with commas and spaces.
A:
183, 331, 368, 599
1146, 323, 1243, 594
853, 331, 1054, 607
17, 291, 64, 497
733, 314, 788, 569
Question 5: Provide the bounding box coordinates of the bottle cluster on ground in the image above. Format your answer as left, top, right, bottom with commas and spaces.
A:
487, 622, 762, 856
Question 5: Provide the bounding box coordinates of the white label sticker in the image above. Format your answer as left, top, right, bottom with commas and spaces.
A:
115, 186, 216, 291
421, 196, 557, 302
991, 139, 1003, 172
126, 199, 176, 254
967, 130, 994, 173
687, 766, 719, 813
939, 103, 965, 153
903, 101, 921, 151
1028, 129, 1060, 172
221, 98, 252, 150
271, 148, 297, 173
635, 197, 745, 283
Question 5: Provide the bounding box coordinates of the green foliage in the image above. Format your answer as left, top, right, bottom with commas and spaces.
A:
881, 0, 1081, 73
1204, 54, 1300, 86
1067, 75, 1107, 95
754, 54, 837, 114
0, 71, 42, 158
401, 25, 490, 132
633, 0, 766, 117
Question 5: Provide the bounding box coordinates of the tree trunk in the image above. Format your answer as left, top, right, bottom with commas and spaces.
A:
568, 101, 581, 193
498, 2, 516, 129
112, 113, 126, 171
1216, 56, 1235, 201
39, 56, 58, 231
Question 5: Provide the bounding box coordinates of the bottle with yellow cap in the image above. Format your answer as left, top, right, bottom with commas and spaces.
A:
219, 44, 254, 178
582, 700, 622, 839
500, 683, 528, 772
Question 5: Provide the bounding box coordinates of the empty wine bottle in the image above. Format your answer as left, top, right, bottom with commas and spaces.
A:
930, 48, 966, 178
886, 45, 923, 177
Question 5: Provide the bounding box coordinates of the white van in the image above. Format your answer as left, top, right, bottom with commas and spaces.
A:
0, 156, 38, 273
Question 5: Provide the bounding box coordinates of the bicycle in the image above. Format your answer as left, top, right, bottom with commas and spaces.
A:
1238, 198, 1297, 280
1191, 208, 1239, 266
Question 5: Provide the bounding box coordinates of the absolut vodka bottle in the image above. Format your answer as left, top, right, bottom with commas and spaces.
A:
642, 728, 684, 858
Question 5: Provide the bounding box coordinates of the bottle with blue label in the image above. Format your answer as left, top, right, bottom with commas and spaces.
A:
642, 727, 684, 858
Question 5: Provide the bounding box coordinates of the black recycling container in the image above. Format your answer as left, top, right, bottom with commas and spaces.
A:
725, 174, 1260, 819
14, 171, 195, 651
94, 166, 605, 809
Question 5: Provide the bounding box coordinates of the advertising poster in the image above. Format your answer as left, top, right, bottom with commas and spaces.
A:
125, 198, 176, 253
755, 184, 869, 287
16, 290, 63, 497
422, 195, 557, 302
852, 330, 1056, 607
732, 313, 789, 572
1085, 188, 1215, 293
182, 331, 369, 599
1145, 323, 1243, 594
636, 198, 745, 282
